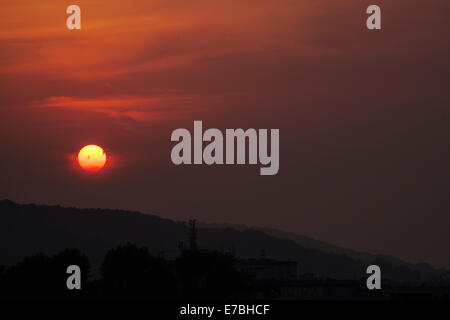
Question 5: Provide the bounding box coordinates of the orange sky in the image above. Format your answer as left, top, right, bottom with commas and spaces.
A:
1, 0, 449, 268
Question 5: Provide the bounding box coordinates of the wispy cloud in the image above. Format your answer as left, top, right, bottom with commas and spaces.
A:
34, 95, 187, 122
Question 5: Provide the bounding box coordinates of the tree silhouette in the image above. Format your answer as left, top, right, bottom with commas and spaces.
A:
175, 250, 250, 299
99, 243, 175, 299
0, 249, 90, 298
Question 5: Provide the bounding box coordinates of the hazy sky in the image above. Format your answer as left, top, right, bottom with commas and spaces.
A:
1, 0, 449, 268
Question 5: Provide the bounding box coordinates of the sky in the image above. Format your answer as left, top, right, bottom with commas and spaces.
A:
0, 0, 449, 268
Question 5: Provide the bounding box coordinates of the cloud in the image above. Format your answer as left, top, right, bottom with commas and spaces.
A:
34, 95, 186, 122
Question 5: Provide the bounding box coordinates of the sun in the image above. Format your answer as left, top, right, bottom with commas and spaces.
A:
78, 145, 107, 172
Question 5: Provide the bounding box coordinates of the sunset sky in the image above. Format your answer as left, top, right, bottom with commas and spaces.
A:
1, 0, 449, 268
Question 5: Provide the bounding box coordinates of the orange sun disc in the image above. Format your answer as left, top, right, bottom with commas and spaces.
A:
78, 145, 107, 172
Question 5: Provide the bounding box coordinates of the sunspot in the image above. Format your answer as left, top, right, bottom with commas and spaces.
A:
78, 145, 107, 172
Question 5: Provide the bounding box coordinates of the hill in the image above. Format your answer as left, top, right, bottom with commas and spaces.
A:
0, 200, 446, 282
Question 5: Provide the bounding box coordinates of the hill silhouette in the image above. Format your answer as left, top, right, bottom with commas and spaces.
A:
198, 222, 442, 281
0, 200, 446, 282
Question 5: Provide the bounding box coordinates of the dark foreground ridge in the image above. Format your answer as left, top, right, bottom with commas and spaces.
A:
0, 200, 449, 300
